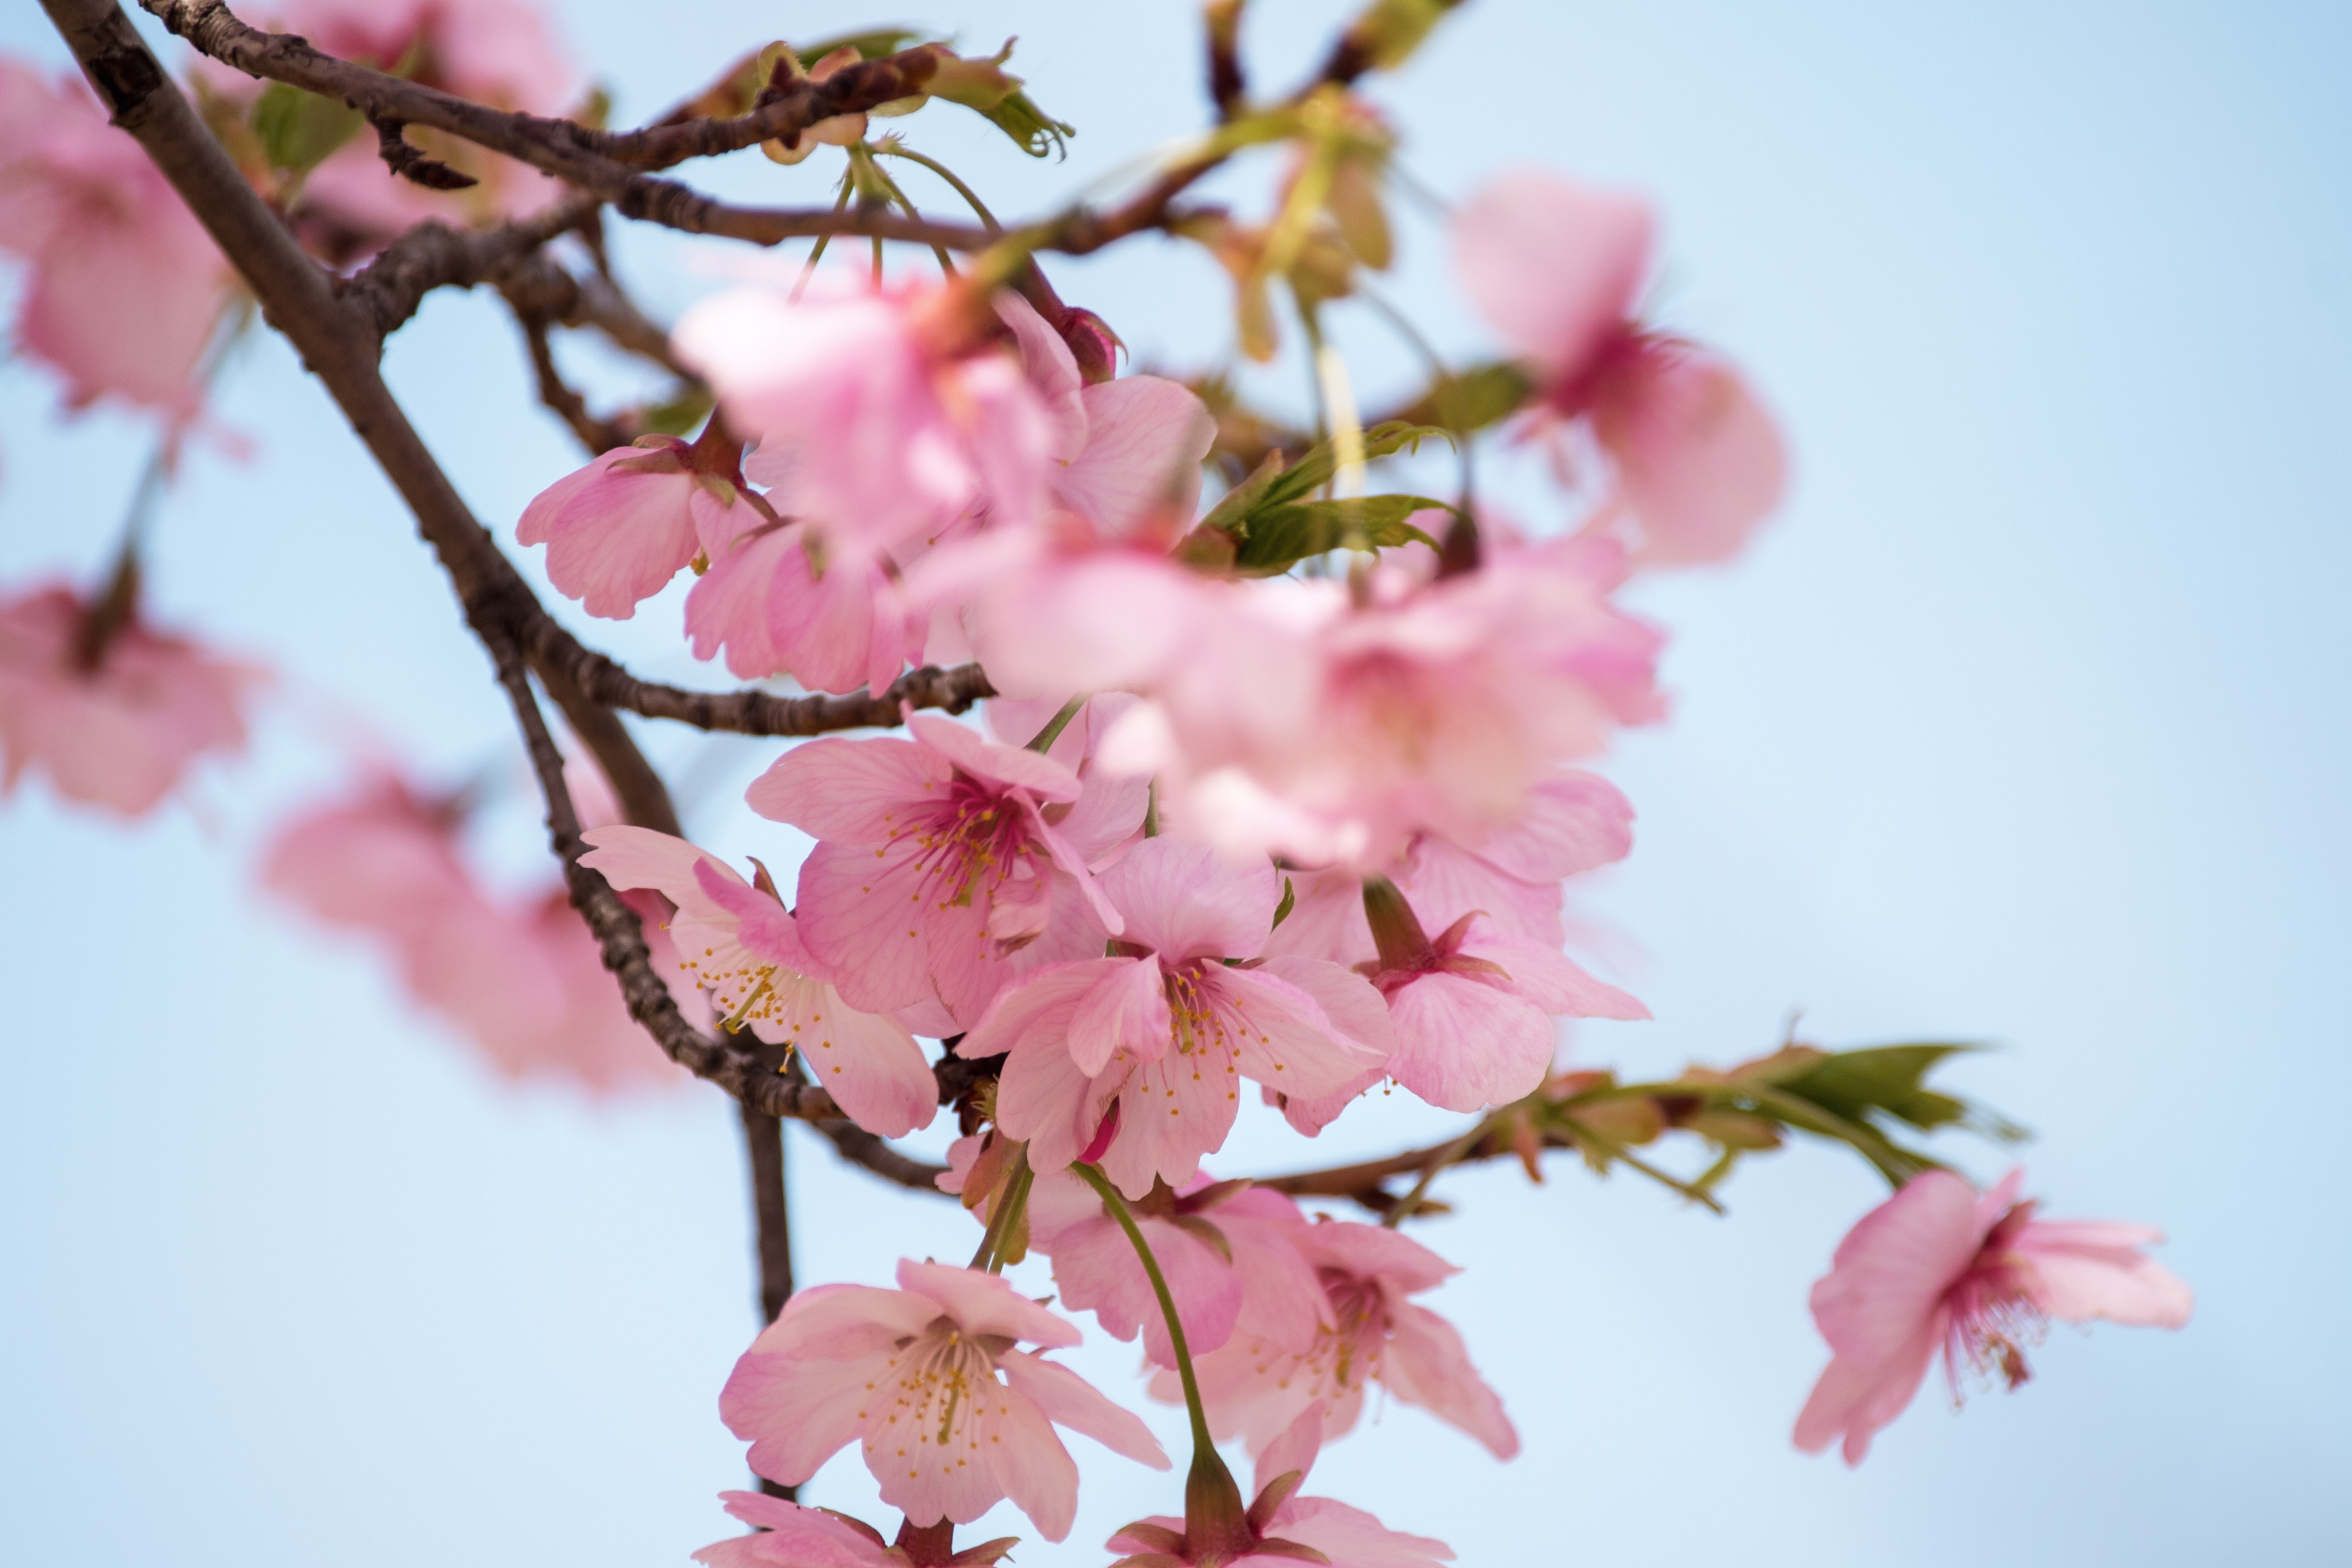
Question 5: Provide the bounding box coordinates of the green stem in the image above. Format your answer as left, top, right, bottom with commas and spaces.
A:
1024, 693, 1088, 754
1380, 1117, 1490, 1229
1074, 1162, 1215, 1457
791, 173, 855, 302
875, 142, 1005, 235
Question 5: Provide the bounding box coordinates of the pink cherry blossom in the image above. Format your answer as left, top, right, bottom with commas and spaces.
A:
746, 712, 1129, 1029
516, 433, 762, 620
1098, 533, 1662, 868
262, 771, 681, 1094
693, 1490, 1018, 1568
1104, 1402, 1454, 1568
231, 0, 580, 243
0, 62, 233, 418
1793, 1167, 2192, 1465
1161, 1215, 1517, 1462
1453, 168, 1787, 567
0, 581, 256, 816
960, 837, 1390, 1198
719, 1259, 1171, 1542
1356, 880, 1647, 1116
578, 825, 938, 1137
684, 519, 920, 696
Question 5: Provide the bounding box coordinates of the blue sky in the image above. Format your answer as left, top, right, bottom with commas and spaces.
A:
2, 2, 2346, 1564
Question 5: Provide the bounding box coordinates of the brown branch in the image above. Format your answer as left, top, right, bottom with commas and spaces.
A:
1205, 0, 1248, 118
336, 194, 599, 341
514, 307, 636, 454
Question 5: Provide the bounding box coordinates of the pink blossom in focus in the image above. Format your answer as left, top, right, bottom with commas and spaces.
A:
718, 1258, 1171, 1542
1106, 1402, 1455, 1568
1794, 1167, 2192, 1465
515, 434, 761, 620
959, 837, 1389, 1199
0, 62, 233, 418
1453, 169, 1787, 567
1356, 881, 1647, 1116
1160, 1215, 1517, 1462
746, 712, 1130, 1030
1097, 533, 1662, 868
578, 825, 937, 1137
0, 582, 255, 815
261, 771, 681, 1095
234, 0, 579, 242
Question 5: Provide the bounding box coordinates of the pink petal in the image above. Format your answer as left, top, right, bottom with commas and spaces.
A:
1253, 955, 1395, 1059
1463, 769, 1636, 883
1252, 1399, 1328, 1499
695, 1493, 896, 1568
1101, 836, 1282, 961
1019, 796, 1126, 937
2015, 1222, 2193, 1328
721, 1347, 883, 1486
896, 1259, 1083, 1348
1791, 1310, 1947, 1466
1277, 1496, 1456, 1568
1045, 1214, 1241, 1365
793, 839, 937, 1015
752, 1281, 936, 1361
996, 1349, 1173, 1470
1300, 1221, 1458, 1298
1383, 972, 1557, 1112
1451, 169, 1652, 382
1055, 376, 1215, 540
1597, 345, 1787, 568
972, 1380, 1081, 1542
767, 971, 938, 1138
1380, 1301, 1519, 1459
1098, 1049, 1239, 1199
1808, 1172, 1990, 1364
996, 292, 1087, 462
1215, 964, 1390, 1104
1065, 954, 1169, 1076
516, 447, 702, 620
1455, 933, 1649, 1020
906, 710, 1084, 804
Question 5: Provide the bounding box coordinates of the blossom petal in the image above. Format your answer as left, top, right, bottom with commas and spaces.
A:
1380, 1301, 1519, 1459
1100, 836, 1281, 961
1065, 954, 1169, 1076
747, 734, 948, 841
1383, 972, 1557, 1112
1451, 169, 1652, 381
1055, 376, 1215, 539
997, 1349, 1173, 1471
1598, 345, 1787, 568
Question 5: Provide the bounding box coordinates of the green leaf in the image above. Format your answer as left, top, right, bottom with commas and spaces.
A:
1777, 1043, 1980, 1135
1198, 448, 1287, 536
1341, 0, 1463, 71
1254, 420, 1443, 513
638, 387, 716, 438
1384, 360, 1533, 434
252, 82, 363, 176
1232, 495, 1446, 574
980, 88, 1075, 158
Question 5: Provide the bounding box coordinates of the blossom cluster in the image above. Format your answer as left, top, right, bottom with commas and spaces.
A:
0, 0, 2196, 1560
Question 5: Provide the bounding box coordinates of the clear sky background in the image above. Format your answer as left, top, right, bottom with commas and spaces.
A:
2, 2, 2347, 1564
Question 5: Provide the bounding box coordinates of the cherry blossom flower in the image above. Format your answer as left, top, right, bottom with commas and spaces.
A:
1098, 534, 1662, 868
746, 712, 1129, 1030
719, 1259, 1171, 1542
1453, 169, 1786, 567
960, 837, 1390, 1198
1794, 1167, 2192, 1465
578, 825, 938, 1137
1107, 1404, 1454, 1568
0, 62, 233, 418
1354, 876, 1647, 1116
262, 771, 681, 1094
515, 430, 762, 620
1161, 1215, 1517, 1462
228, 0, 580, 244
0, 580, 256, 816
694, 1491, 1018, 1568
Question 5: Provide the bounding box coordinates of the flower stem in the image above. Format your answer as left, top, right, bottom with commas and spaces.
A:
1024, 693, 1088, 753
1077, 1161, 1242, 1542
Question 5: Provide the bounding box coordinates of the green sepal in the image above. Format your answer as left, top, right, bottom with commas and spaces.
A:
1385, 359, 1535, 435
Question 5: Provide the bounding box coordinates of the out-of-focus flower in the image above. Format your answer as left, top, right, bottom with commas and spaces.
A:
1098, 533, 1662, 868
234, 0, 579, 242
1107, 1403, 1455, 1568
1453, 169, 1787, 567
578, 825, 938, 1137
261, 767, 681, 1095
962, 836, 1389, 1198
0, 580, 255, 815
1794, 1167, 2192, 1465
719, 1258, 1171, 1542
746, 712, 1126, 1030
0, 61, 235, 419
672, 280, 1051, 694
1161, 1215, 1517, 1463
515, 431, 761, 621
